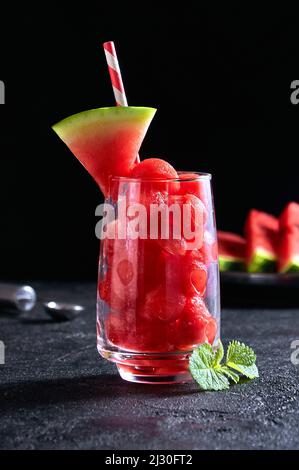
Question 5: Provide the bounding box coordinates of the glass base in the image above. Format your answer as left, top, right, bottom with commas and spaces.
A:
99, 348, 193, 385
117, 364, 192, 384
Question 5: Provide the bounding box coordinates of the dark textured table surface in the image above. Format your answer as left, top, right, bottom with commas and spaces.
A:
0, 281, 299, 450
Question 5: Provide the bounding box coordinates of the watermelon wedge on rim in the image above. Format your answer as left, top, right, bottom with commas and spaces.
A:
245, 209, 279, 273
217, 231, 246, 272
52, 106, 156, 196
278, 202, 299, 273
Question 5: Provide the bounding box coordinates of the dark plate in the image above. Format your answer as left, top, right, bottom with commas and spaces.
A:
220, 271, 299, 307
221, 271, 299, 287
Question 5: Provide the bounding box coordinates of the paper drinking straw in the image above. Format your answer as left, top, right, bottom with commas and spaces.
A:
103, 41, 140, 162
103, 41, 128, 106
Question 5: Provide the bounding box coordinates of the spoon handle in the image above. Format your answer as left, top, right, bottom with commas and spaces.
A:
0, 283, 36, 312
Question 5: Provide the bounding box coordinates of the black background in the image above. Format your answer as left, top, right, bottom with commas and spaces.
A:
1, 4, 298, 280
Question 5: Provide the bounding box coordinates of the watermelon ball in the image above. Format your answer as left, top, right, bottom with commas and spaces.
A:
98, 276, 110, 303
106, 308, 138, 349
182, 251, 207, 296
163, 250, 207, 297
101, 218, 140, 309
141, 285, 186, 322
105, 239, 166, 305
126, 317, 176, 352
130, 191, 172, 245
101, 222, 167, 311
177, 173, 209, 209
174, 296, 217, 349
189, 263, 207, 296
99, 245, 139, 312
130, 158, 180, 194
130, 158, 178, 180
169, 193, 205, 241
157, 194, 205, 255
145, 189, 168, 206
98, 271, 130, 313
205, 316, 217, 345
110, 257, 138, 310
116, 259, 134, 286
158, 238, 188, 256
106, 311, 128, 347
177, 173, 202, 197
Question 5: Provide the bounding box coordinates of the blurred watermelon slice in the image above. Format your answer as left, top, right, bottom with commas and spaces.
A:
218, 231, 246, 272
245, 210, 279, 273
279, 202, 299, 273
52, 106, 156, 196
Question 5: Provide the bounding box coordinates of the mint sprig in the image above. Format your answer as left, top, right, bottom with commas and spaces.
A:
226, 340, 259, 380
189, 340, 258, 391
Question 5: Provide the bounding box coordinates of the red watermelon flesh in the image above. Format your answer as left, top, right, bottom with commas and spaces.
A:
280, 202, 299, 229
174, 296, 217, 349
176, 172, 209, 210
218, 231, 246, 271
163, 250, 207, 297
245, 210, 279, 273
177, 173, 201, 197
157, 193, 205, 255
129, 157, 180, 195
279, 202, 299, 272
52, 106, 156, 196
130, 158, 178, 180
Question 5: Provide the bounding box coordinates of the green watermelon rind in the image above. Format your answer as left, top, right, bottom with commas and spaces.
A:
219, 255, 246, 272
247, 248, 277, 273
279, 255, 299, 273
52, 106, 157, 140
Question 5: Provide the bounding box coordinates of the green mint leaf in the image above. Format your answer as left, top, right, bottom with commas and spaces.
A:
226, 341, 259, 379
190, 343, 215, 369
189, 340, 259, 391
214, 339, 224, 366
226, 340, 256, 365
221, 366, 240, 384
226, 362, 259, 380
189, 343, 230, 391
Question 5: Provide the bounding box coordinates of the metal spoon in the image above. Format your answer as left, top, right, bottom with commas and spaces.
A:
44, 301, 85, 321
0, 284, 36, 312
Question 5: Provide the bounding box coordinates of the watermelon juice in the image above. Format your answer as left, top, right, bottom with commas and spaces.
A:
97, 172, 220, 384
52, 105, 220, 384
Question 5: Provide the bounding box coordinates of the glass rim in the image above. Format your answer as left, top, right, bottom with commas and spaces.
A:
110, 170, 212, 184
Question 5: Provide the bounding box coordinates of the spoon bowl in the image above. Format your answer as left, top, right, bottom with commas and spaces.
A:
44, 301, 85, 321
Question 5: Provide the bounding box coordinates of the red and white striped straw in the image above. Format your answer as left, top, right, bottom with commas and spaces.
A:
103, 41, 140, 163
103, 41, 128, 107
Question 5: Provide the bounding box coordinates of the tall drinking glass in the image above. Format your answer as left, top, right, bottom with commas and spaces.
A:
97, 172, 220, 384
